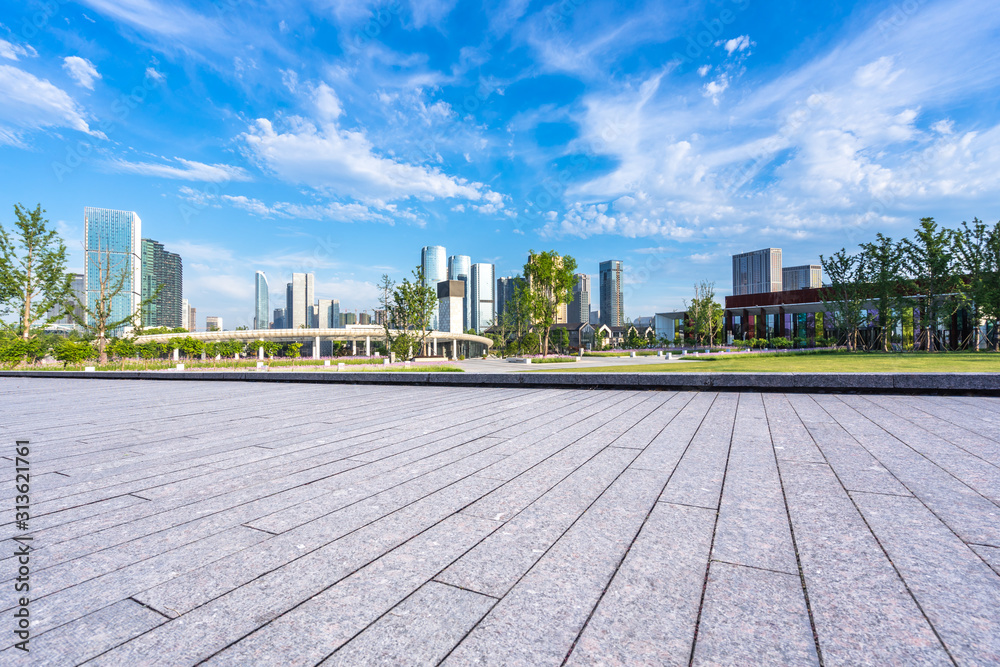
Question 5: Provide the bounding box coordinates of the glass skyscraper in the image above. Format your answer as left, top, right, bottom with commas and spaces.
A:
496, 276, 517, 321
470, 263, 495, 333
421, 245, 446, 329
140, 238, 183, 328
254, 271, 269, 329
448, 254, 471, 331
286, 273, 315, 328
84, 207, 142, 333
568, 273, 591, 324
599, 260, 624, 327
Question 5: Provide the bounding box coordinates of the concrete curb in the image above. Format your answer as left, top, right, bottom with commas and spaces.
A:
2, 370, 999, 394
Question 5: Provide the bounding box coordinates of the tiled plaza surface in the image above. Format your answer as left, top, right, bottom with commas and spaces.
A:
1, 378, 999, 666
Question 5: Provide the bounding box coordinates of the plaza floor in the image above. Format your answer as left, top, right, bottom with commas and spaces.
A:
1, 378, 998, 666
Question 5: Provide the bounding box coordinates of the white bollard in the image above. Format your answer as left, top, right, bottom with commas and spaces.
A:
338, 363, 346, 372
324, 360, 330, 366
176, 363, 185, 371
630, 351, 636, 358
256, 361, 264, 369
84, 366, 95, 372
383, 359, 389, 366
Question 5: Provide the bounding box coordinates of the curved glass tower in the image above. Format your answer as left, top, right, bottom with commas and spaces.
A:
448, 254, 471, 331
421, 246, 446, 329
255, 271, 269, 330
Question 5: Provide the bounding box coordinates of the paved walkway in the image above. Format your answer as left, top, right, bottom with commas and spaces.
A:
1, 378, 998, 666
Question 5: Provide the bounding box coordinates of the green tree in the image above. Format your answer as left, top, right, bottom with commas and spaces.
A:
138, 341, 164, 359
53, 339, 95, 367
379, 267, 437, 360
595, 327, 607, 350
685, 281, 723, 347
552, 326, 570, 353
820, 248, 867, 351
901, 217, 959, 352
953, 218, 992, 350
107, 337, 136, 360
175, 336, 204, 359
285, 341, 302, 358
0, 203, 72, 341
523, 250, 577, 356
984, 222, 1000, 351
859, 234, 906, 352
71, 240, 160, 364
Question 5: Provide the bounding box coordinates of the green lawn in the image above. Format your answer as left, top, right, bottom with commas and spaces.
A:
530, 350, 1000, 373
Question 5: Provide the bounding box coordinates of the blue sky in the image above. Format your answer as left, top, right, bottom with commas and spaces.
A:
2, 0, 999, 329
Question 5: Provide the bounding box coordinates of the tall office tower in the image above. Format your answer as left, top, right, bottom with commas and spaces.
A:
317, 299, 340, 327
732, 248, 783, 296
140, 238, 182, 328
84, 207, 141, 333
272, 308, 285, 329
286, 273, 316, 328
421, 246, 447, 329
331, 300, 340, 329
448, 254, 471, 331
206, 316, 223, 331
182, 298, 189, 330
46, 273, 85, 326
782, 264, 822, 291
254, 271, 269, 330
470, 263, 495, 333
188, 305, 196, 331
599, 260, 624, 327
495, 276, 517, 320
567, 273, 591, 325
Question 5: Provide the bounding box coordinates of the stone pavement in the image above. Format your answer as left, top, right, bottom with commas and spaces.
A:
0, 377, 998, 666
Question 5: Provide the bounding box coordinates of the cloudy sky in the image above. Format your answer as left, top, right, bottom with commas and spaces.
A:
2, 0, 999, 328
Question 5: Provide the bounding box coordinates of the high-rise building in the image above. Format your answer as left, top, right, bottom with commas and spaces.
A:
782, 264, 822, 291
272, 308, 285, 329
182, 298, 190, 330
732, 248, 782, 296
84, 207, 141, 333
421, 246, 446, 329
188, 305, 196, 331
286, 273, 315, 328
254, 271, 269, 330
140, 238, 182, 329
359, 312, 371, 325
590, 309, 600, 325
568, 273, 591, 325
448, 254, 471, 331
45, 273, 85, 326
599, 260, 624, 327
316, 299, 340, 327
496, 276, 517, 321
374, 309, 386, 325
205, 316, 222, 331
437, 280, 465, 333
342, 312, 357, 326
470, 263, 495, 333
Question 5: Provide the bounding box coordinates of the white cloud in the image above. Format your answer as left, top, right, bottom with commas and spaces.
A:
703, 75, 729, 105
0, 64, 104, 146
697, 64, 711, 77
145, 67, 166, 82
241, 83, 504, 206
0, 39, 36, 61
109, 157, 251, 182
720, 35, 753, 55
63, 56, 101, 89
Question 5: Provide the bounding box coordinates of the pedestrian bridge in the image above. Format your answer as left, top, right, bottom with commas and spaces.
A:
133, 325, 493, 359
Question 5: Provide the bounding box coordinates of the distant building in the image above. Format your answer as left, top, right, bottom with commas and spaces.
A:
84, 207, 141, 333
342, 312, 357, 326
374, 309, 386, 325
140, 238, 182, 329
437, 280, 465, 333
272, 308, 285, 329
590, 309, 600, 325
470, 263, 495, 333
568, 273, 591, 325
421, 246, 447, 329
317, 299, 339, 328
254, 271, 269, 330
599, 260, 624, 327
496, 276, 517, 321
359, 312, 371, 325
182, 298, 190, 330
732, 248, 782, 296
45, 272, 85, 327
205, 316, 222, 331
782, 264, 822, 291
448, 254, 472, 331
286, 273, 315, 329
188, 305, 196, 331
